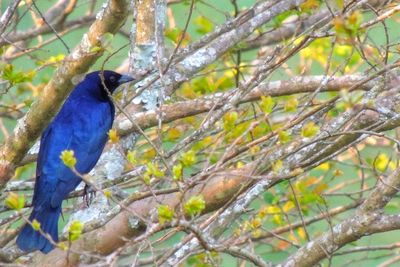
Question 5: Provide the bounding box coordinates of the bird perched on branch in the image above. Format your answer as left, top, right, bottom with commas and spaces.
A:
16, 70, 134, 253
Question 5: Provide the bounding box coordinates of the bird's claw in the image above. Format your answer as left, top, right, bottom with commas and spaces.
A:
83, 184, 96, 207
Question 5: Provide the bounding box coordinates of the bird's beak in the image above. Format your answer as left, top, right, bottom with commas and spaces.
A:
118, 75, 135, 85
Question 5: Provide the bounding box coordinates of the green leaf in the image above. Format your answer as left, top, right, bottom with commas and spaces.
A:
260, 96, 275, 115
146, 162, 164, 178
300, 0, 321, 12
5, 192, 25, 211
272, 160, 283, 173
165, 28, 181, 43
184, 195, 206, 217
24, 99, 34, 107
301, 121, 320, 138
172, 163, 183, 181
346, 11, 363, 34
251, 122, 270, 138
127, 150, 137, 165
158, 205, 174, 224
333, 11, 363, 39
223, 111, 238, 131
68, 221, 83, 241
143, 173, 151, 185
165, 28, 190, 45
278, 130, 291, 144
284, 98, 298, 112
36, 54, 65, 66
194, 16, 214, 34
374, 153, 389, 172
103, 189, 112, 199
32, 219, 41, 231
192, 76, 214, 94
60, 150, 76, 168
2, 64, 14, 80
108, 128, 119, 144
273, 10, 298, 27
210, 154, 218, 164
1, 64, 35, 85
90, 46, 103, 53
48, 54, 65, 63
181, 150, 196, 167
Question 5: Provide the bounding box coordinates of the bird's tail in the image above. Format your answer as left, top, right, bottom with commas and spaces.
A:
16, 205, 61, 254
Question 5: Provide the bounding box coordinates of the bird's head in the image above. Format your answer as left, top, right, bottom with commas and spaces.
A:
85, 70, 135, 95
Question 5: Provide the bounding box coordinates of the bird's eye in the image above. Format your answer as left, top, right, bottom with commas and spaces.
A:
110, 76, 116, 82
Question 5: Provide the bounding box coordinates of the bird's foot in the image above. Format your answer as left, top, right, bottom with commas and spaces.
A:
83, 184, 96, 207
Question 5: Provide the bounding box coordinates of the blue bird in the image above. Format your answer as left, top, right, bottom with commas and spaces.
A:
16, 70, 134, 253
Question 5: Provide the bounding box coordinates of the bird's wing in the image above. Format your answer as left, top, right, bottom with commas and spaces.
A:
33, 121, 74, 208
49, 101, 113, 207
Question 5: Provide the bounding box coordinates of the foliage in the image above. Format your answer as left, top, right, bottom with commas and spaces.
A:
60, 150, 77, 168
68, 221, 83, 241
5, 192, 25, 211
184, 195, 206, 217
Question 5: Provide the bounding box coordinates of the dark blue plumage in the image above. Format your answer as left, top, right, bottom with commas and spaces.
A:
16, 70, 134, 253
